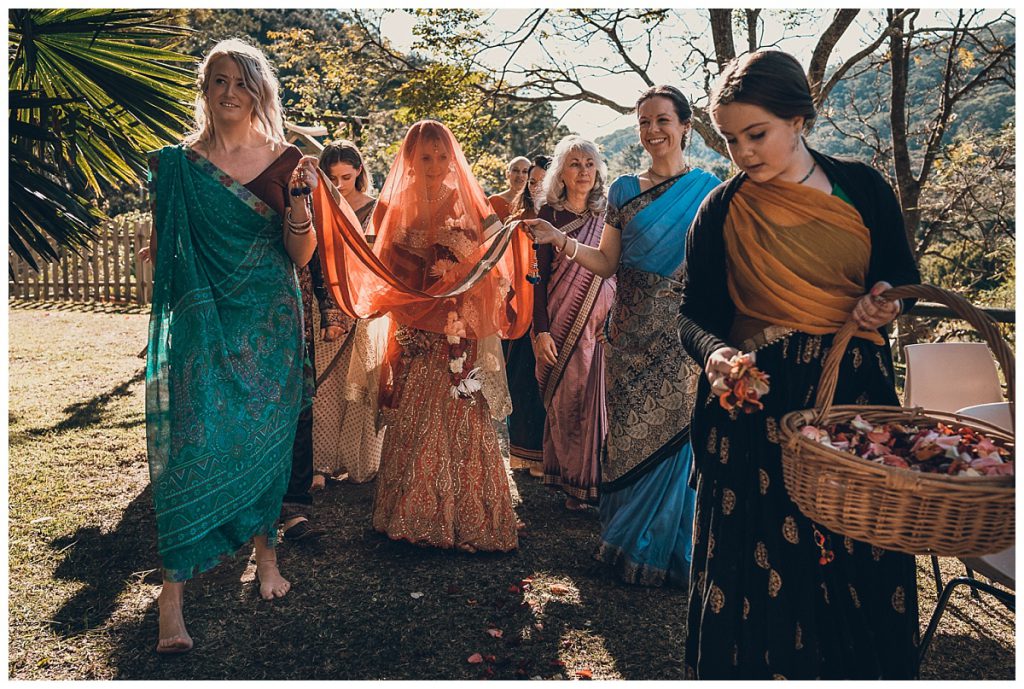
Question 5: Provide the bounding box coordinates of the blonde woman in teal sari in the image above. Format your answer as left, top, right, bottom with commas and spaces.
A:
145, 39, 319, 653
525, 85, 719, 585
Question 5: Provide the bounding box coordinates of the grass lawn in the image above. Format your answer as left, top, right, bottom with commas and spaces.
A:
7, 301, 1015, 680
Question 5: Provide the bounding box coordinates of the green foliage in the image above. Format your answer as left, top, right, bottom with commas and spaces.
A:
9, 9, 194, 270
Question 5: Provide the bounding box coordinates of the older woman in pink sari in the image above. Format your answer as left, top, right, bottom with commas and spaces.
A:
528, 136, 616, 510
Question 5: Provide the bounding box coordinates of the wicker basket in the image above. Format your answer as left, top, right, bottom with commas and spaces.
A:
779, 284, 1015, 557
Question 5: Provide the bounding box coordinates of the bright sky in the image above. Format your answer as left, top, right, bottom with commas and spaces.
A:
376, 8, 1006, 140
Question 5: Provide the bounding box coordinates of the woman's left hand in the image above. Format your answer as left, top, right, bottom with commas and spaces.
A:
289, 156, 320, 200
321, 325, 344, 342
852, 281, 900, 330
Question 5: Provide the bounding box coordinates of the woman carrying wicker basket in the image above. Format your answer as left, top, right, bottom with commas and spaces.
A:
677, 49, 922, 679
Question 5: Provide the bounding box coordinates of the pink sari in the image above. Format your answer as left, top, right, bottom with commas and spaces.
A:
535, 206, 616, 502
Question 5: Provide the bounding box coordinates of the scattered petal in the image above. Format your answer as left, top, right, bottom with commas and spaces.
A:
468, 653, 484, 664
508, 584, 521, 594
486, 628, 504, 639
577, 668, 594, 680
410, 592, 424, 599
549, 584, 570, 596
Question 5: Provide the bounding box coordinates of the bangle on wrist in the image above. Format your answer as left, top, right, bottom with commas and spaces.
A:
286, 208, 312, 234
565, 237, 580, 261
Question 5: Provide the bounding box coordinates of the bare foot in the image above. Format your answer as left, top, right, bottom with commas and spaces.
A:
310, 474, 326, 492
457, 542, 478, 554
156, 585, 193, 654
565, 497, 591, 512
528, 465, 544, 478
253, 534, 290, 600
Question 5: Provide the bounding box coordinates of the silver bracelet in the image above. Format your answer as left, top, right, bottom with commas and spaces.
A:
565, 236, 580, 261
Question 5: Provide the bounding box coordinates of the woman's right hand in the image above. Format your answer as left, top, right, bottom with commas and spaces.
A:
533, 332, 558, 366
705, 346, 742, 394
138, 246, 152, 263
520, 218, 566, 250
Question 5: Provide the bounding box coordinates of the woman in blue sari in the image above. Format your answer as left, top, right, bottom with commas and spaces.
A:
145, 39, 319, 653
525, 85, 718, 584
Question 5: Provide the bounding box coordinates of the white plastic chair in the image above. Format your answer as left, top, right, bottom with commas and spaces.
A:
904, 342, 1003, 411
955, 401, 1014, 432
917, 400, 1016, 672
904, 345, 1008, 615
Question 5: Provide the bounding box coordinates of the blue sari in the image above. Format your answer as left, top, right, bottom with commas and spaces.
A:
595, 169, 719, 586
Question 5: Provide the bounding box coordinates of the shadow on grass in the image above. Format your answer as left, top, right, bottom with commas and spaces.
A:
9, 299, 150, 315
48, 485, 160, 637
25, 368, 145, 437
99, 475, 690, 680
919, 631, 1016, 680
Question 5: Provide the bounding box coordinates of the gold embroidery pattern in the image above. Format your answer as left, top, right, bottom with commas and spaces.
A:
708, 532, 715, 559
877, 350, 890, 377
844, 535, 855, 555
709, 583, 725, 613
742, 597, 750, 620
849, 584, 861, 608
706, 427, 718, 455
892, 585, 906, 614
871, 545, 884, 561
732, 645, 739, 666
802, 335, 821, 363
855, 392, 870, 405
782, 516, 799, 544
765, 416, 780, 444
696, 571, 707, 595
754, 541, 770, 569
719, 436, 730, 464
852, 348, 863, 369
758, 468, 770, 494
821, 582, 830, 605
722, 488, 736, 515
795, 621, 804, 650
768, 568, 782, 597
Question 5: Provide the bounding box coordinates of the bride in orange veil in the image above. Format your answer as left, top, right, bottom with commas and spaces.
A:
310, 120, 533, 551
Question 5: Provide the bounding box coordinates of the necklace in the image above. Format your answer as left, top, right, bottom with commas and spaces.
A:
426, 185, 451, 204
563, 199, 586, 215
647, 164, 689, 184
797, 160, 817, 184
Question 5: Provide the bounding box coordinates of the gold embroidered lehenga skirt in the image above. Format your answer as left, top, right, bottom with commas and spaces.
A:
372, 330, 518, 552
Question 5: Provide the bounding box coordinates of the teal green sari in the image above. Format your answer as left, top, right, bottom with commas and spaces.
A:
146, 145, 303, 581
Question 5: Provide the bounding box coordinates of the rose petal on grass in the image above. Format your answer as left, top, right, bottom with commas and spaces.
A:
577, 668, 594, 680
486, 628, 504, 638
410, 592, 424, 599
549, 583, 570, 596
468, 653, 484, 664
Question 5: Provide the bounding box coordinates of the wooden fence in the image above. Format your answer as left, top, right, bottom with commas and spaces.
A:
8, 212, 154, 305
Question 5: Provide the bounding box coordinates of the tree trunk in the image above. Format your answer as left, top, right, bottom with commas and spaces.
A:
887, 9, 921, 256
709, 10, 735, 68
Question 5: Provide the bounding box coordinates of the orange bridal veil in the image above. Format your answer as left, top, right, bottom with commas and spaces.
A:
312, 120, 534, 415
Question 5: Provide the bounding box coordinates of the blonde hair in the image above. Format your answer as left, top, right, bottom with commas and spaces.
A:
184, 38, 285, 147
543, 135, 607, 215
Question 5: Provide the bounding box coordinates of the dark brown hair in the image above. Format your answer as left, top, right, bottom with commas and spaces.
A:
710, 50, 816, 129
318, 139, 369, 192
635, 85, 692, 149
